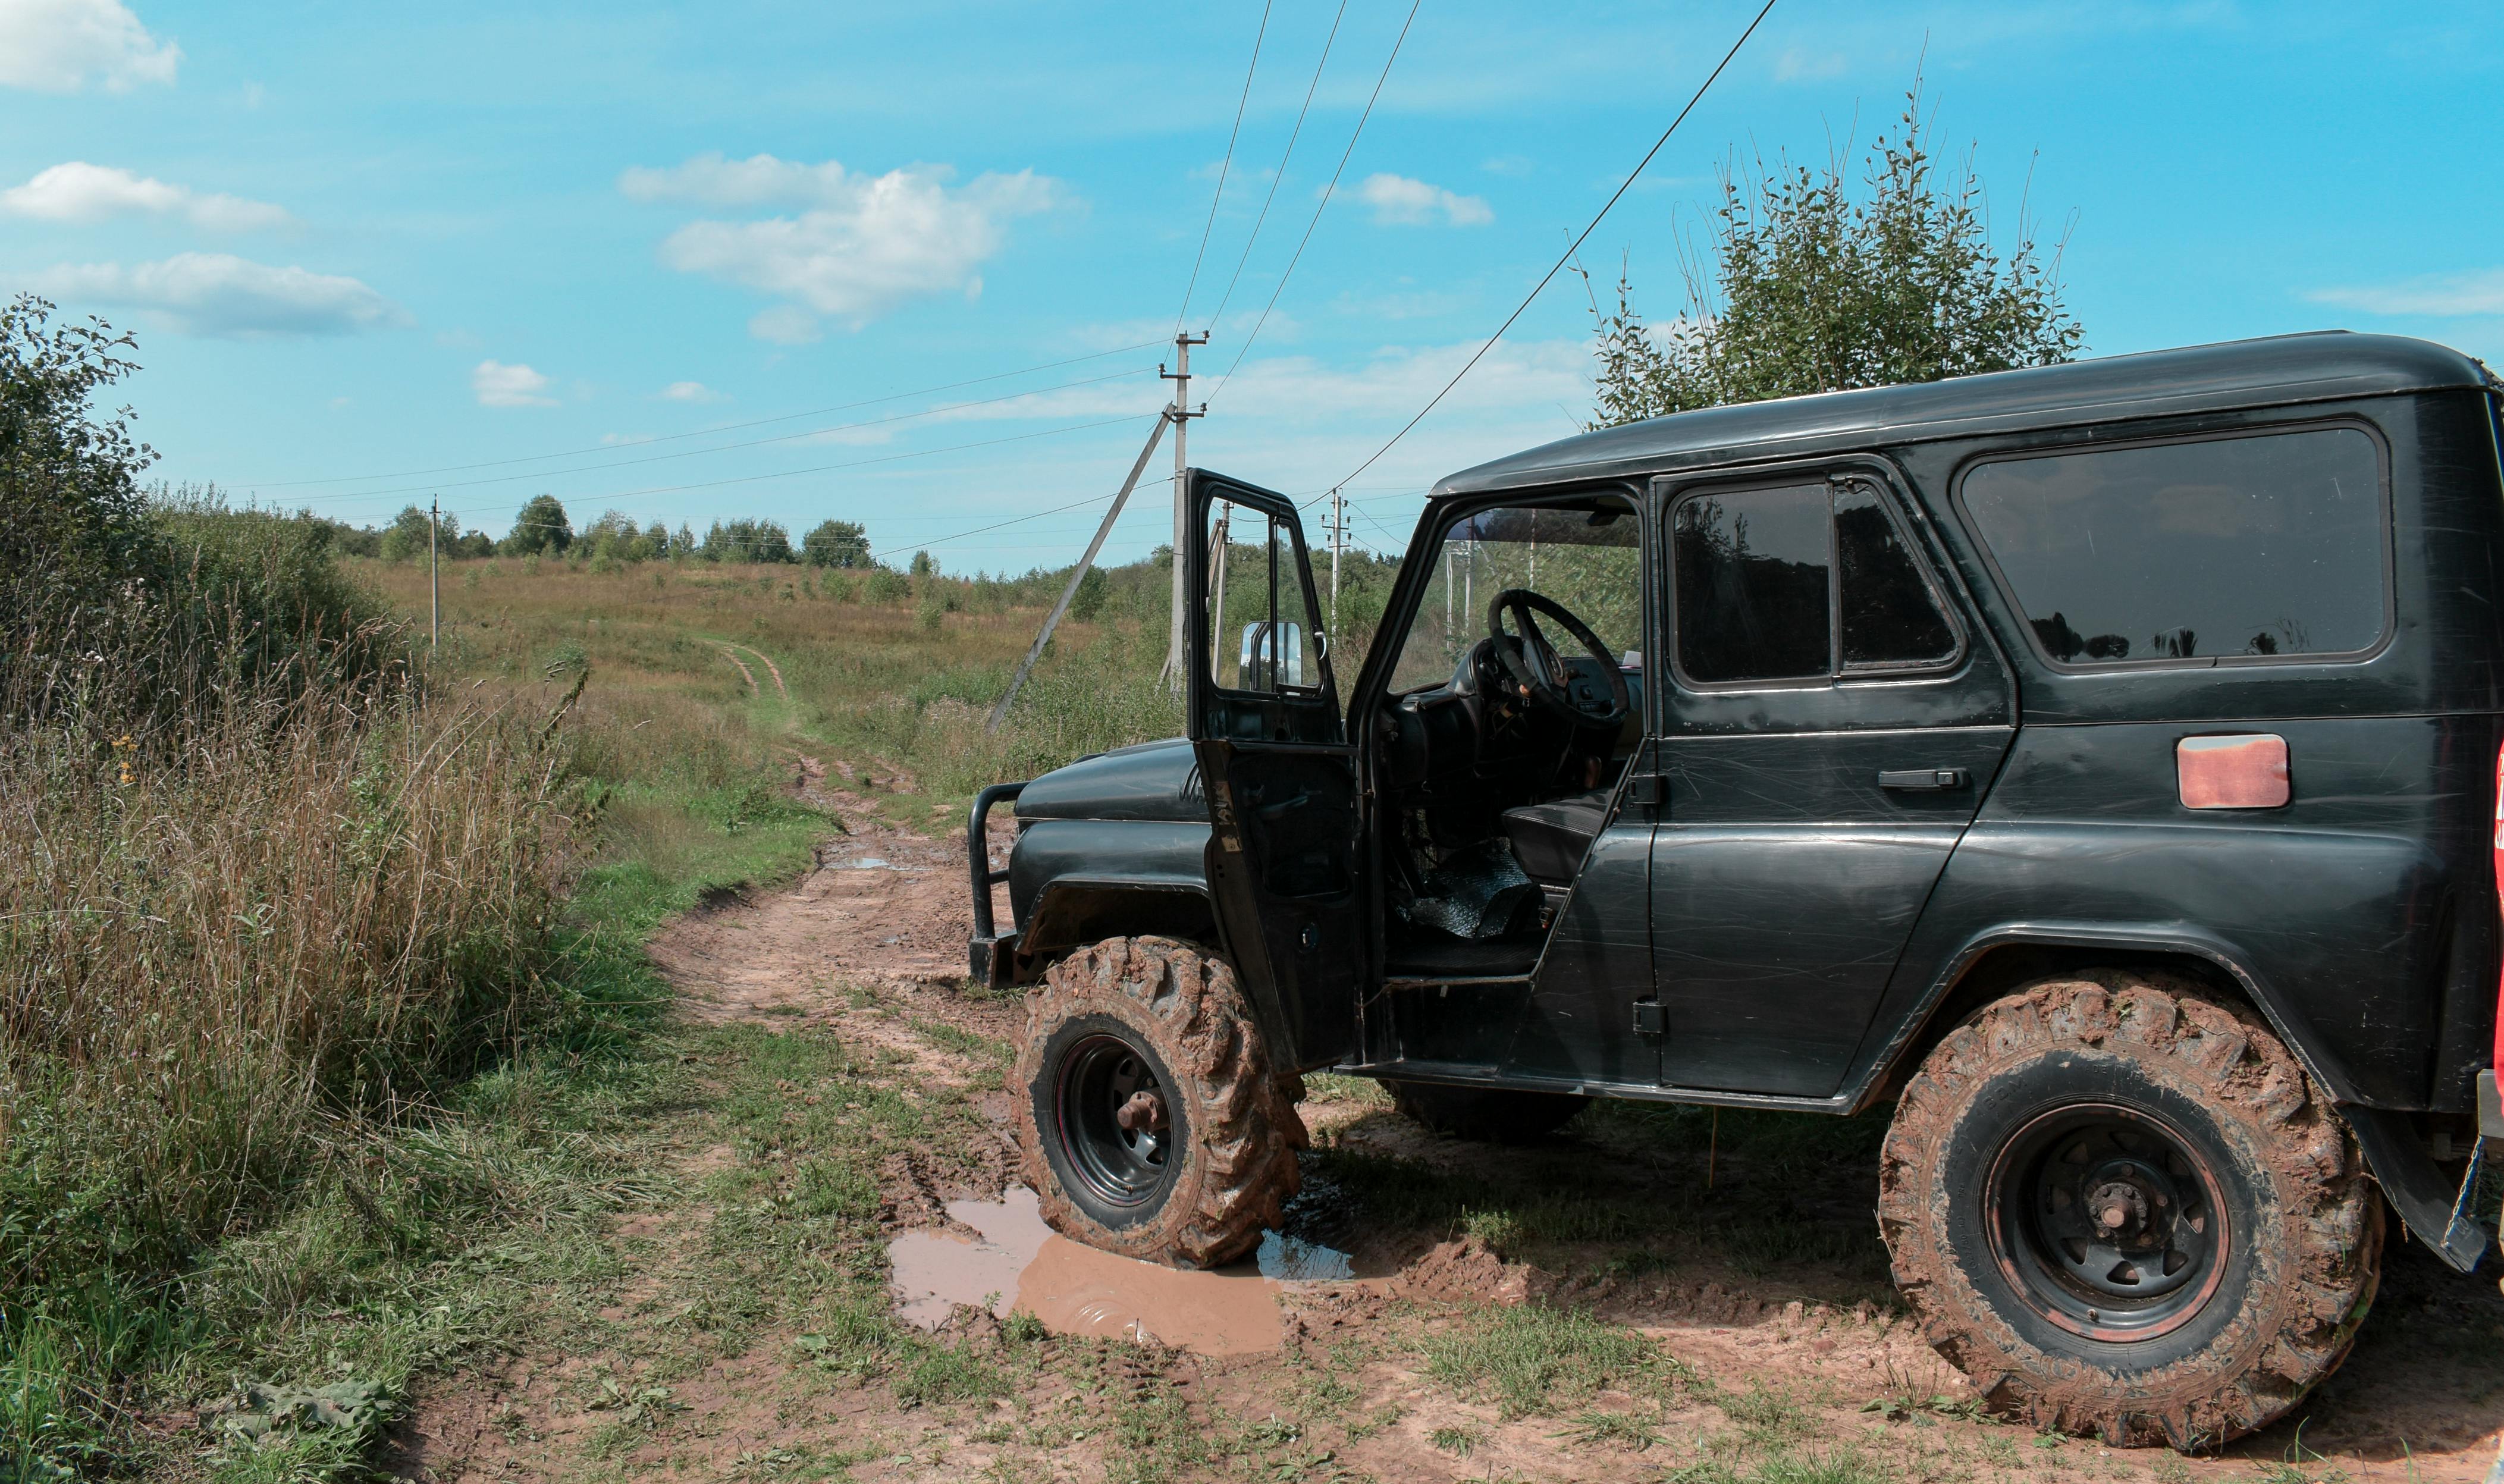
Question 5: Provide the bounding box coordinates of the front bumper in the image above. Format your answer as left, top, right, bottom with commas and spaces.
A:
967, 781, 1027, 988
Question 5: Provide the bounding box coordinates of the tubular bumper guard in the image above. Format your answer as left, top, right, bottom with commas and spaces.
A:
967, 781, 1027, 988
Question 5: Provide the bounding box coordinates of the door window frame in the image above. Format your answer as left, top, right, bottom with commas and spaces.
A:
1658, 459, 1969, 696
1947, 416, 2396, 674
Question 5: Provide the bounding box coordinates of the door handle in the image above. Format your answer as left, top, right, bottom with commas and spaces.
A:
1879, 768, 1969, 792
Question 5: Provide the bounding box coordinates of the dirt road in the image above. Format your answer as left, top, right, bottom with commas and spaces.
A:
398, 796, 2504, 1483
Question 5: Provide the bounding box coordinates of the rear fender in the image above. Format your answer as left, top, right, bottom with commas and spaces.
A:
1859, 922, 2490, 1272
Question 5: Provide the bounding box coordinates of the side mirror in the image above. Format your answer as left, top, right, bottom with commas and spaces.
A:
1240, 620, 1306, 689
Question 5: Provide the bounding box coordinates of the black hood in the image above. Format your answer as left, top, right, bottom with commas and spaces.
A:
1014, 737, 1206, 824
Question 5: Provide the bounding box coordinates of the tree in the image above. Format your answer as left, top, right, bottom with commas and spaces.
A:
702, 518, 795, 564
803, 518, 871, 569
1, 294, 155, 633
1587, 84, 2082, 427
909, 550, 936, 578
1068, 564, 1110, 622
379, 503, 453, 563
580, 509, 641, 563
500, 494, 572, 556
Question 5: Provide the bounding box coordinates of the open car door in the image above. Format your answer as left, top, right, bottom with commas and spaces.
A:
1185, 469, 1364, 1071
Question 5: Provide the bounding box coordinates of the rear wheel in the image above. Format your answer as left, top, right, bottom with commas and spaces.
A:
1387, 1080, 1590, 1141
1878, 972, 2380, 1448
1013, 937, 1305, 1268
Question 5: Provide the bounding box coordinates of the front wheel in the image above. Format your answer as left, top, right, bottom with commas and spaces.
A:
1013, 937, 1306, 1269
1878, 972, 2381, 1448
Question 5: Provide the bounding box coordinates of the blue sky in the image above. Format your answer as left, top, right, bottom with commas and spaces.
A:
5, 0, 2499, 571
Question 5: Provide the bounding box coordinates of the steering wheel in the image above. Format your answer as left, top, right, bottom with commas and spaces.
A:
1486, 588, 1631, 726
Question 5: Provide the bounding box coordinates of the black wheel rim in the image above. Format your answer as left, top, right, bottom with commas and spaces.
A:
1052, 1033, 1176, 1208
1984, 1102, 2231, 1342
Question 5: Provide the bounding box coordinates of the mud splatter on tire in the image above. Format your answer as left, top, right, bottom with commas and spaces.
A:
1877, 971, 2382, 1448
1013, 936, 1305, 1269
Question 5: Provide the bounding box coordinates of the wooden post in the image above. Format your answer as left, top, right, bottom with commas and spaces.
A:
986, 413, 1171, 732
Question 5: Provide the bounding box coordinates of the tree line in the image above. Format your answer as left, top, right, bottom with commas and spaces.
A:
338, 492, 884, 569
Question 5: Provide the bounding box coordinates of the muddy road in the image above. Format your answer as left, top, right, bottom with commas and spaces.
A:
400, 795, 2504, 1483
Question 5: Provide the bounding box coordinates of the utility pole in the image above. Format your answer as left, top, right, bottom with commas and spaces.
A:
429, 495, 440, 649
1323, 488, 1347, 643
1158, 331, 1207, 691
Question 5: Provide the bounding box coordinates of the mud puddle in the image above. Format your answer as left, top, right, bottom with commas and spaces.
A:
888, 1186, 1382, 1355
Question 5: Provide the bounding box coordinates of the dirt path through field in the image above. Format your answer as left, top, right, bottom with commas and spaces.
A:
401, 788, 2504, 1483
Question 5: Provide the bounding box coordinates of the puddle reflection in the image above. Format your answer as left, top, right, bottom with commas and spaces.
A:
887, 1186, 1373, 1355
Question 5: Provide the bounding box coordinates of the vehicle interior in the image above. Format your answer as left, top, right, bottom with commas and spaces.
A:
1370, 492, 1645, 980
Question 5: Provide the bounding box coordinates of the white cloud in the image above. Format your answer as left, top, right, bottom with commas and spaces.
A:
473, 360, 554, 407
2, 161, 290, 231
600, 432, 654, 446
33, 252, 401, 336
1480, 154, 1534, 178
748, 305, 821, 344
0, 0, 178, 92
1353, 173, 1493, 228
622, 152, 1060, 334
1774, 46, 1848, 81
2306, 269, 2504, 318
659, 379, 726, 403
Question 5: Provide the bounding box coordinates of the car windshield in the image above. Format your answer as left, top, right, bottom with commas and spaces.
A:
1386, 498, 1642, 693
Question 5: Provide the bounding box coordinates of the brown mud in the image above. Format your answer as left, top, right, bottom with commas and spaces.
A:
400, 792, 2504, 1482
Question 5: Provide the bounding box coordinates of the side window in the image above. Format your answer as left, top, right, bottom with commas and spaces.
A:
1672, 477, 1959, 686
1960, 426, 2387, 666
1204, 498, 1323, 694
1836, 484, 1957, 669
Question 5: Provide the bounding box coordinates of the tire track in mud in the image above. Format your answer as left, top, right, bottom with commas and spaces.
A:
712, 644, 759, 696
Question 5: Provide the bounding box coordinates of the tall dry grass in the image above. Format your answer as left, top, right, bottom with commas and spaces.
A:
0, 675, 570, 1311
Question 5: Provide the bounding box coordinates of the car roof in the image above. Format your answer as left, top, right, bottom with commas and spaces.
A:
1435, 332, 2493, 497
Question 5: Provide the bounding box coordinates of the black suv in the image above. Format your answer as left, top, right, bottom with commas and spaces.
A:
967, 332, 2504, 1448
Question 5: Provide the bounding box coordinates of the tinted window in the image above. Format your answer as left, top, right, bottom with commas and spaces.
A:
1837, 483, 1957, 669
1673, 480, 1958, 685
1675, 485, 1831, 682
1963, 428, 2385, 664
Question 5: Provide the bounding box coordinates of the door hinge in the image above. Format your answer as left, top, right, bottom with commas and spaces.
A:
1632, 998, 1664, 1036
1623, 774, 1665, 807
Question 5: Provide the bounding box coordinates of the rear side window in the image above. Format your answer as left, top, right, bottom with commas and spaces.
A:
1962, 426, 2387, 666
1673, 477, 1960, 685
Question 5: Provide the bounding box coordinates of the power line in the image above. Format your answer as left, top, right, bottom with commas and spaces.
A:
1174, 0, 1275, 334
1200, 0, 1348, 334
241, 340, 1165, 491
1325, 0, 1778, 498
1209, 0, 1420, 401
274, 367, 1158, 507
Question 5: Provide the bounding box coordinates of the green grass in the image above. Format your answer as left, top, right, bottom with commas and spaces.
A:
1422, 1304, 1675, 1420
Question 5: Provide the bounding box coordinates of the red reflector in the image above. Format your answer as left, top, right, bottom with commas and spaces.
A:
2177, 734, 2290, 810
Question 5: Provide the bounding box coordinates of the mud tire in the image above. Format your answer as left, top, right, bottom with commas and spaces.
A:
1386, 1080, 1589, 1141
1878, 971, 2381, 1449
1014, 936, 1306, 1269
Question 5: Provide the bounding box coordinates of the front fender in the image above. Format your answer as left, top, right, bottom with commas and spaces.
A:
1001, 818, 1219, 979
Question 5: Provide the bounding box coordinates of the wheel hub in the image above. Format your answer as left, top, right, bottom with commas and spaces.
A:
1116, 1089, 1168, 1134
1987, 1104, 2230, 1341
1052, 1033, 1179, 1210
